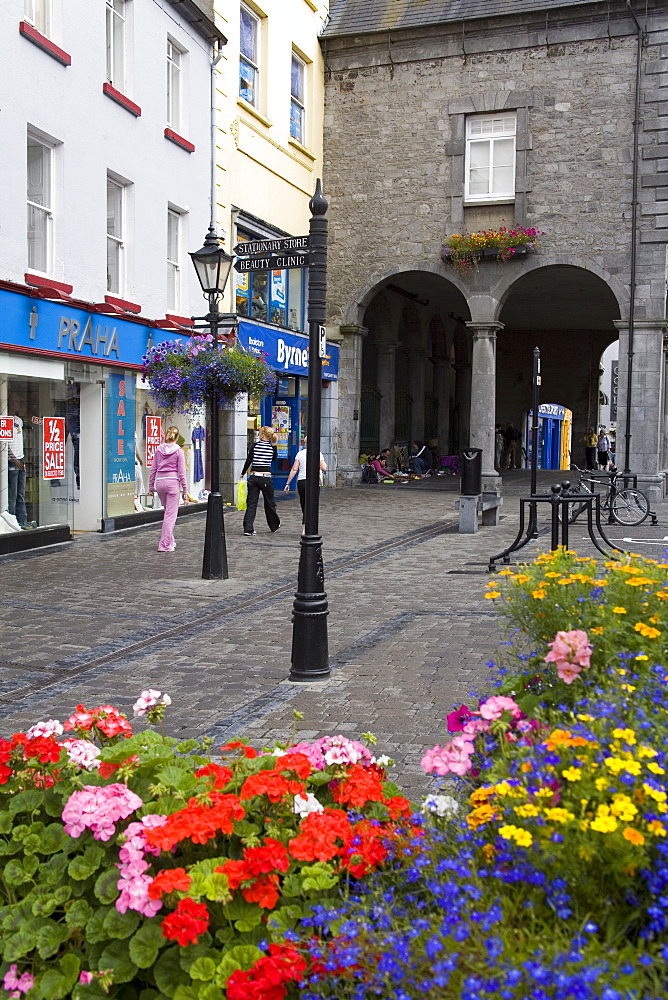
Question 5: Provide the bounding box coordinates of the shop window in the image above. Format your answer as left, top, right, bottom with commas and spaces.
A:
167, 37, 184, 132
27, 132, 54, 275
235, 232, 306, 331
106, 174, 126, 294
465, 113, 516, 203
24, 0, 51, 36
290, 52, 305, 144
239, 4, 259, 106
106, 0, 126, 90
167, 207, 182, 312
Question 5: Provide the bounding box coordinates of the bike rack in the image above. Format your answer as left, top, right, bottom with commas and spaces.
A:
582, 470, 658, 527
488, 482, 629, 572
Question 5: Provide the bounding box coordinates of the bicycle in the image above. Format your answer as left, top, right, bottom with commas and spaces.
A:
563, 466, 650, 527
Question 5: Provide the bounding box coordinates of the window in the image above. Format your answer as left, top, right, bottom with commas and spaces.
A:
167, 209, 181, 312
27, 134, 53, 274
239, 5, 259, 105
106, 176, 125, 294
24, 0, 51, 35
167, 38, 183, 131
290, 53, 305, 144
106, 0, 125, 89
465, 113, 516, 203
235, 233, 306, 331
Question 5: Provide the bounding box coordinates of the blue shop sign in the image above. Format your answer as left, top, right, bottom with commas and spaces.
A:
0, 287, 171, 368
538, 403, 566, 420
237, 319, 339, 381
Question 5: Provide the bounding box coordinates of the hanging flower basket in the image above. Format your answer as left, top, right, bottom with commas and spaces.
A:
142, 334, 277, 413
441, 226, 543, 273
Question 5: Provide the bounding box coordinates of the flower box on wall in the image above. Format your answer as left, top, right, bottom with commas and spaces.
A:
441, 226, 542, 273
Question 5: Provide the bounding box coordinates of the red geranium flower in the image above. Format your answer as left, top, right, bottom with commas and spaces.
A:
288, 808, 353, 862
276, 752, 312, 779
0, 763, 12, 784
331, 764, 385, 808
23, 736, 61, 764
0, 738, 13, 764
220, 740, 258, 758
148, 867, 192, 899
161, 897, 209, 946
195, 762, 233, 789
146, 793, 245, 851
98, 754, 140, 779
241, 873, 280, 909
226, 943, 307, 1000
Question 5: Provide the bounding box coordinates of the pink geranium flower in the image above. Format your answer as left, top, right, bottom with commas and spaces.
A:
446, 704, 473, 732
478, 695, 522, 722
545, 630, 593, 684
3, 966, 34, 996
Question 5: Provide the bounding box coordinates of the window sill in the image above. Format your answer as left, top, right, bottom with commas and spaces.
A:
464, 197, 515, 207
288, 137, 316, 161
19, 21, 71, 65
237, 98, 272, 129
165, 313, 194, 326
302, 0, 318, 8
103, 82, 142, 117
25, 273, 73, 295
164, 128, 195, 153
104, 294, 141, 314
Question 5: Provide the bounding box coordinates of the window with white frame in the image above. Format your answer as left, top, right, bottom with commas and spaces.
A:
239, 5, 259, 106
27, 133, 53, 274
167, 38, 183, 131
290, 53, 305, 144
465, 113, 516, 203
24, 0, 51, 35
106, 0, 126, 90
106, 176, 125, 294
167, 209, 181, 312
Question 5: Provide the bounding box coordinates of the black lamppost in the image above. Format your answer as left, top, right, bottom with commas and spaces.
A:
190, 227, 234, 581
289, 180, 330, 681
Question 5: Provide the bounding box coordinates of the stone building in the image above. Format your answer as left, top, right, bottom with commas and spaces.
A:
321, 0, 668, 496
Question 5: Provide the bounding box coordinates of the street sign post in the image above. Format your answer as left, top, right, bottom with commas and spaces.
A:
318, 324, 327, 359
233, 253, 309, 273
234, 235, 309, 256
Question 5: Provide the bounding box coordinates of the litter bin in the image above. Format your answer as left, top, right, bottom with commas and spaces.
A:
461, 448, 482, 496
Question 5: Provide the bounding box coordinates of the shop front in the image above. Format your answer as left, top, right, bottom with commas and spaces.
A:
236, 318, 339, 489
0, 282, 190, 550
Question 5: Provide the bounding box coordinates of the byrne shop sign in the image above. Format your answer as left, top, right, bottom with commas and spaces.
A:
236, 320, 339, 381
234, 235, 309, 256
43, 417, 66, 480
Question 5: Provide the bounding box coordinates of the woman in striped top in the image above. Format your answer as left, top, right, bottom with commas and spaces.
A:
241, 426, 281, 536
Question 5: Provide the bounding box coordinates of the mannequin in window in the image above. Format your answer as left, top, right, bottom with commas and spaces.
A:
191, 422, 205, 484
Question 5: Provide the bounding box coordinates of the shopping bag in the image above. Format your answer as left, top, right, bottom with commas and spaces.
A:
236, 479, 247, 511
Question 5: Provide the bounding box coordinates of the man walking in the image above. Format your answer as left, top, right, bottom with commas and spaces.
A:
502, 422, 521, 470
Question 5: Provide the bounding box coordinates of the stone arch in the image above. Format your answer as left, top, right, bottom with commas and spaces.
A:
492, 256, 629, 323
342, 261, 471, 328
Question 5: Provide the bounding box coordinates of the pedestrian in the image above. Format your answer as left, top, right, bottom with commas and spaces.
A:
501, 422, 521, 469
410, 441, 432, 475
241, 426, 280, 536
284, 436, 328, 531
148, 425, 187, 552
583, 426, 598, 471
597, 427, 611, 470
495, 424, 504, 470
609, 430, 616, 468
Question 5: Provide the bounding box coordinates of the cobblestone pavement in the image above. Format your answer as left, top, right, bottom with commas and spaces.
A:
2, 471, 667, 798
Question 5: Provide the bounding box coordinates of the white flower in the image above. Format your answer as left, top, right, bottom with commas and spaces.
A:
421, 794, 460, 819
133, 689, 170, 717
62, 739, 101, 771
271, 748, 288, 757
26, 719, 63, 739
323, 737, 364, 766
293, 792, 325, 818
373, 754, 394, 768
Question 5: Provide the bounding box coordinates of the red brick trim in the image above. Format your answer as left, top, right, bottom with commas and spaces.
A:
25, 273, 73, 295
165, 313, 194, 326
103, 82, 142, 117
19, 21, 71, 65
164, 128, 195, 153
104, 294, 142, 314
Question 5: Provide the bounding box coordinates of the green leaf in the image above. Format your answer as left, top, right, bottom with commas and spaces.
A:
198, 987, 224, 1000
266, 903, 304, 937
8, 789, 43, 816
172, 988, 199, 1000
154, 947, 190, 998
129, 922, 166, 969
300, 862, 339, 892
177, 937, 213, 973
175, 739, 199, 754
36, 920, 69, 959
188, 958, 217, 982
39, 953, 82, 1000
94, 867, 120, 904
214, 946, 262, 988
65, 898, 94, 930
68, 845, 106, 881
3, 931, 36, 961
4, 858, 34, 887
44, 790, 66, 818
85, 906, 114, 944
31, 895, 60, 918
0, 810, 12, 833
40, 853, 70, 887
221, 896, 263, 932
156, 765, 197, 794
102, 907, 140, 939
99, 939, 139, 984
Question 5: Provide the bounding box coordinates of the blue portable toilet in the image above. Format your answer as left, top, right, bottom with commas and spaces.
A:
525, 404, 568, 470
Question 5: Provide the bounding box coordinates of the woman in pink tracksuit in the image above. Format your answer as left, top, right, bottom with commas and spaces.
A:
148, 425, 187, 552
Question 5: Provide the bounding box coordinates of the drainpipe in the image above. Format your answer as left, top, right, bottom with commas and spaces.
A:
210, 42, 224, 234
622, 0, 644, 475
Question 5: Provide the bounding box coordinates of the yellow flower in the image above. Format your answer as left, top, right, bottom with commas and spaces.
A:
636, 655, 649, 661
469, 785, 495, 805
649, 615, 660, 624
647, 762, 665, 775
648, 820, 667, 837
591, 626, 604, 635
623, 827, 645, 846
514, 574, 530, 584
544, 808, 575, 824
577, 714, 594, 722
643, 784, 667, 804
612, 728, 637, 745
557, 578, 572, 585
515, 804, 540, 818
656, 591, 668, 600
481, 843, 496, 860
532, 590, 546, 600
467, 803, 497, 829
497, 569, 514, 576
610, 795, 638, 822
626, 577, 657, 586
637, 746, 658, 759
498, 824, 533, 847
590, 815, 618, 833
485, 591, 501, 599
595, 777, 609, 791
621, 684, 636, 692
536, 787, 555, 798
520, 762, 532, 773
562, 767, 582, 782
612, 607, 627, 614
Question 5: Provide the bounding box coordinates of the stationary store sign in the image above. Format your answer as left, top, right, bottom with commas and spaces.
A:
42, 417, 65, 479
106, 372, 136, 516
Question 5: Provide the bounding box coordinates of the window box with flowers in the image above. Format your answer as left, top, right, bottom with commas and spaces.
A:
441, 226, 543, 273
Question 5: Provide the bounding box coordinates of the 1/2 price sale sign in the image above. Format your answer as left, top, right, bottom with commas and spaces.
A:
145, 415, 162, 467
43, 416, 66, 480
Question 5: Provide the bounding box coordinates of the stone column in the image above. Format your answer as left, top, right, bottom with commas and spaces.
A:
467, 321, 503, 487
408, 348, 426, 443
614, 318, 667, 501
376, 342, 397, 448
432, 356, 451, 455
454, 359, 471, 454
336, 324, 368, 485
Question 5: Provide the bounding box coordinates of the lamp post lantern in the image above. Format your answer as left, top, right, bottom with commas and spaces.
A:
289, 180, 331, 681
189, 227, 234, 581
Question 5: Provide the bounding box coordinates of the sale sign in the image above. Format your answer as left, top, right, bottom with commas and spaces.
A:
0, 417, 13, 440
43, 416, 66, 480
146, 415, 162, 467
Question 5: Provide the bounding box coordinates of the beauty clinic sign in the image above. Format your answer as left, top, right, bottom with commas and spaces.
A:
43, 417, 65, 479
145, 416, 162, 467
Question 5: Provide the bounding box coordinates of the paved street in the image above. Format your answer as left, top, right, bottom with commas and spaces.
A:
2, 471, 667, 798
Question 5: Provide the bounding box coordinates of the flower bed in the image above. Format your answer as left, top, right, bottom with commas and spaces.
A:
441, 226, 543, 273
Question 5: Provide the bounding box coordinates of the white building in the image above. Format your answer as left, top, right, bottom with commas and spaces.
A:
0, 0, 225, 548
